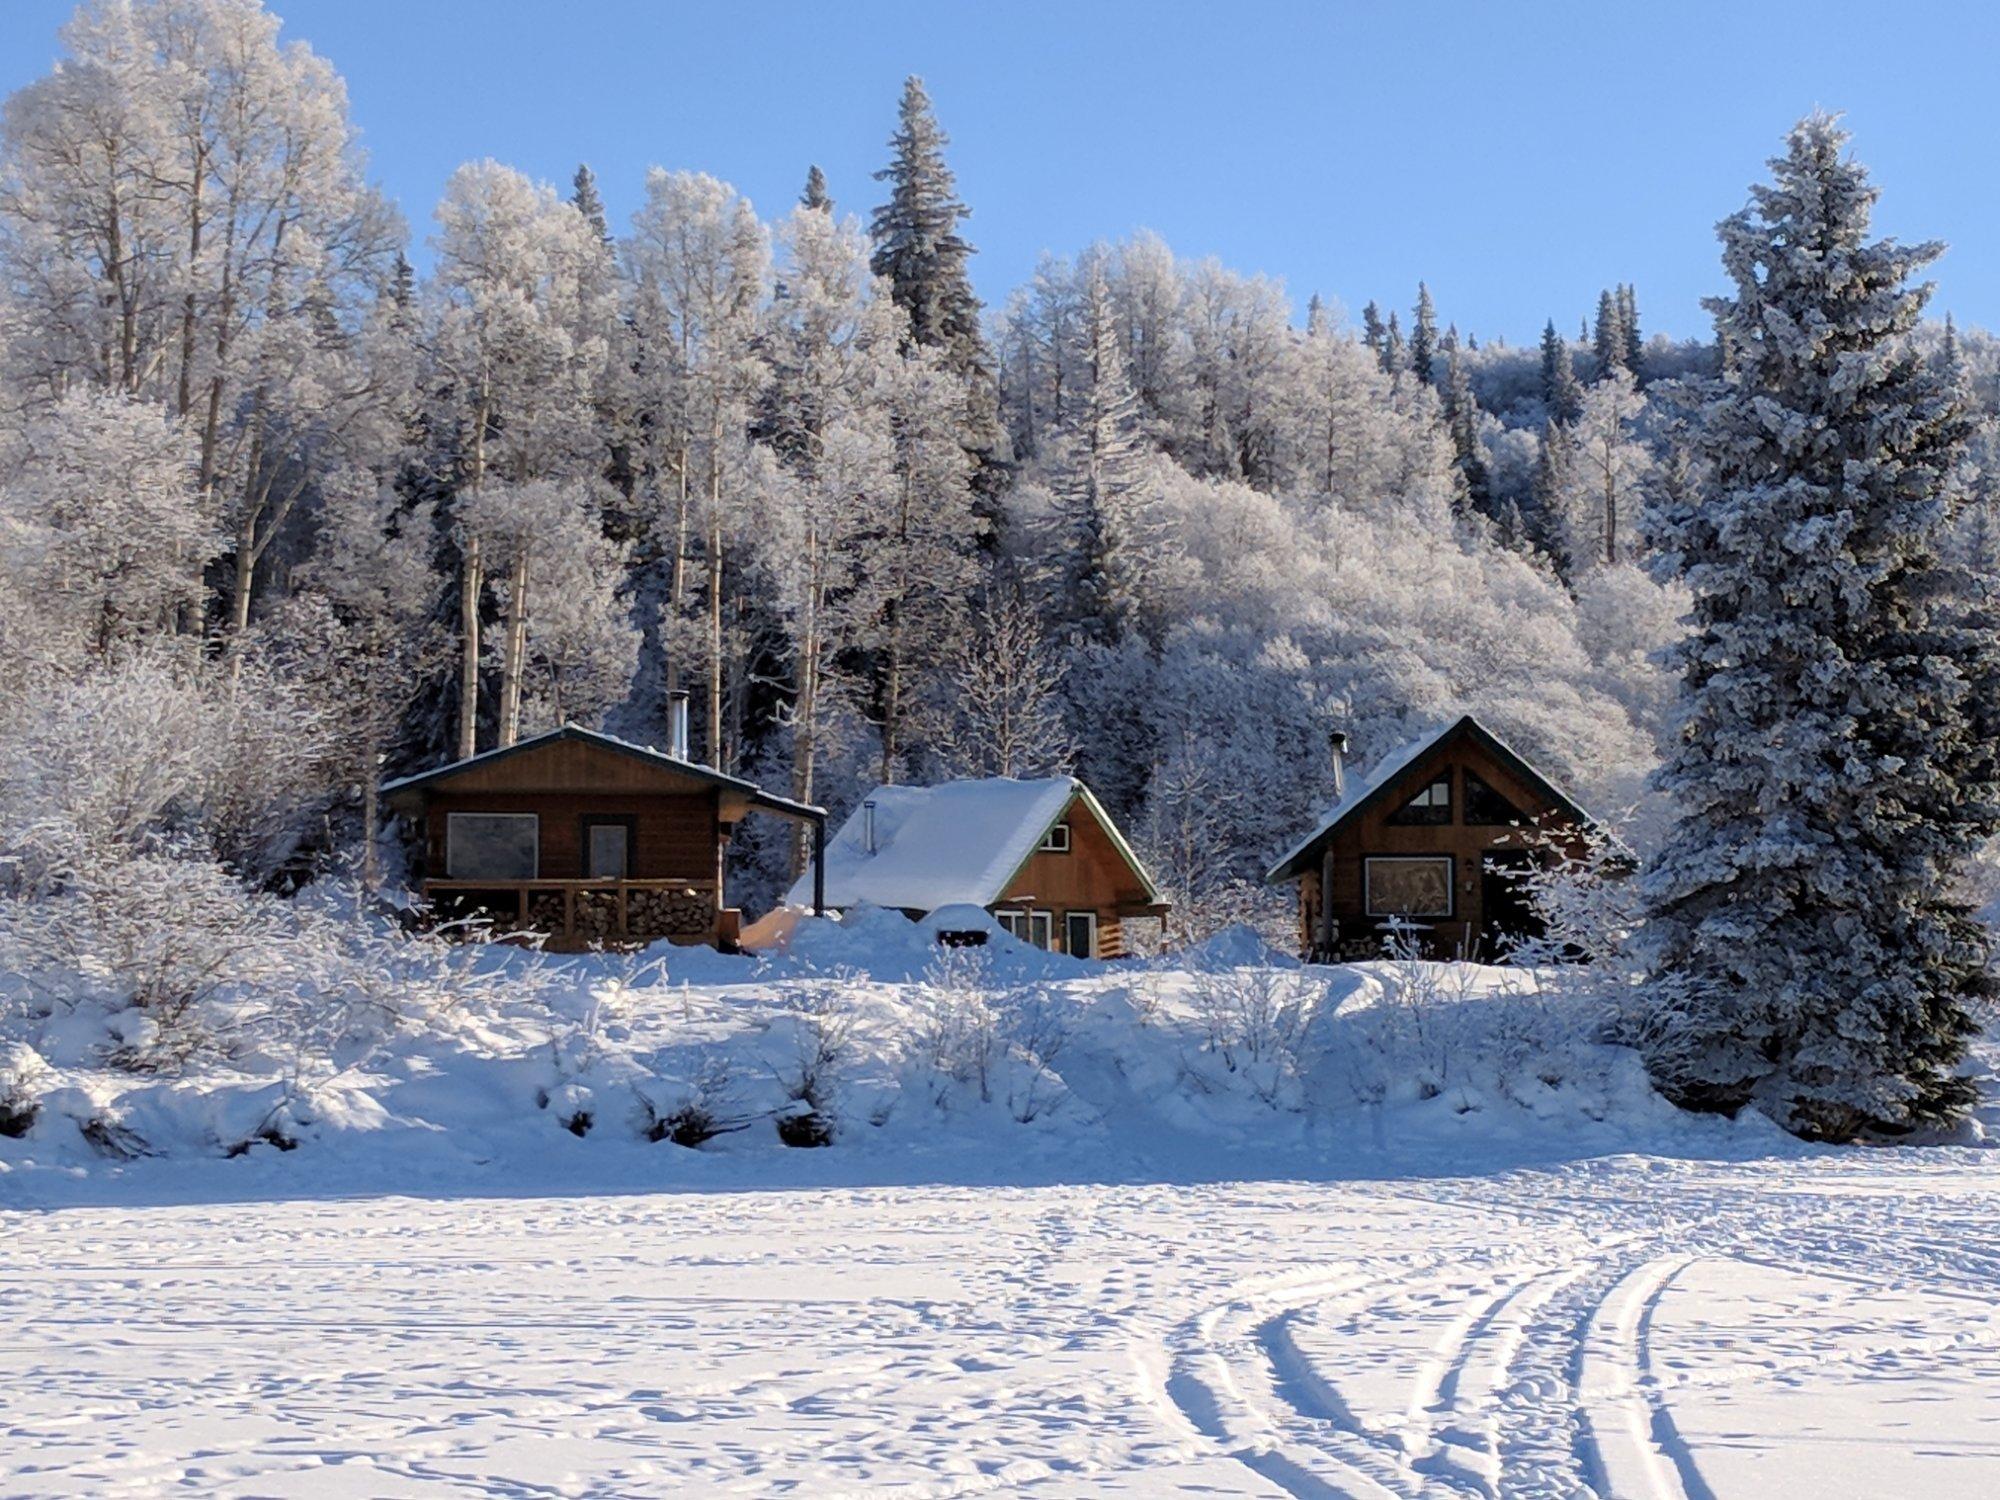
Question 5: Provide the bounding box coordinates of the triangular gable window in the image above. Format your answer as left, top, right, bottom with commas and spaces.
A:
1464, 770, 1528, 826
1385, 774, 1452, 826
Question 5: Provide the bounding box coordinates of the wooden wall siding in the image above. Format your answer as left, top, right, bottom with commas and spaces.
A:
1000, 796, 1152, 958
423, 790, 721, 883
424, 738, 734, 803
1309, 728, 1589, 959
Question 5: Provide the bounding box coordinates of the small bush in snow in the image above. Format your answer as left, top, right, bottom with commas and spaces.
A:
911, 949, 1071, 1122
1185, 965, 1331, 1108
646, 1056, 744, 1147
773, 980, 854, 1145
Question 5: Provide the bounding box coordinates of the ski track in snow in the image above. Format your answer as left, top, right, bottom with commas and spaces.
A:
4, 1156, 2000, 1496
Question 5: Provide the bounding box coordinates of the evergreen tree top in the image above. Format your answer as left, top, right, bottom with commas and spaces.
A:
802, 163, 832, 214
571, 163, 610, 245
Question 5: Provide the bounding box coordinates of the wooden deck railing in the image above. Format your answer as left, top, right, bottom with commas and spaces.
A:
421, 878, 738, 949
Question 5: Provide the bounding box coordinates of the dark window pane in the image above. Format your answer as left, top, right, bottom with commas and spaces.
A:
446, 813, 539, 879
1465, 771, 1528, 826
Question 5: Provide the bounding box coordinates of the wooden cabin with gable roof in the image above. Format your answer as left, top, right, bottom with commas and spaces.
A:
788, 775, 1167, 958
386, 701, 825, 951
1265, 714, 1601, 962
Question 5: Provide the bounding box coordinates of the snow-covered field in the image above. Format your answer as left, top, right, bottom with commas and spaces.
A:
4, 917, 1998, 1497
7, 1155, 2000, 1497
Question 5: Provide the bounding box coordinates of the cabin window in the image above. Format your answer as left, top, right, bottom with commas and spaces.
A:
1386, 776, 1453, 826
1040, 822, 1072, 853
1464, 771, 1528, 827
1064, 910, 1098, 958
582, 816, 634, 879
445, 812, 539, 880
1364, 856, 1454, 918
997, 909, 1054, 948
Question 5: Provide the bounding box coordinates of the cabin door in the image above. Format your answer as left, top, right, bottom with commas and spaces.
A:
1064, 911, 1097, 959
1479, 851, 1542, 961
582, 816, 634, 879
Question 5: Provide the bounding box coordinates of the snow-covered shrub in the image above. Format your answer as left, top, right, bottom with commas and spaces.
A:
644, 1054, 744, 1147
772, 980, 855, 1146
913, 947, 1003, 1105
1184, 964, 1332, 1108
910, 948, 1071, 1122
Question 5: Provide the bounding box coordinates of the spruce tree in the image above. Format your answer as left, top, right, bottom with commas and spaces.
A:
1540, 318, 1582, 422
801, 163, 832, 214
870, 76, 988, 379
1593, 288, 1626, 377
1443, 339, 1490, 514
1530, 418, 1572, 563
1618, 282, 1643, 375
1361, 300, 1387, 362
571, 163, 610, 244
1640, 114, 2000, 1139
1409, 281, 1437, 385
1383, 310, 1405, 374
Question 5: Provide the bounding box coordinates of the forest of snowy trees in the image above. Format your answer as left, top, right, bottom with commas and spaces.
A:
3, 0, 1999, 1139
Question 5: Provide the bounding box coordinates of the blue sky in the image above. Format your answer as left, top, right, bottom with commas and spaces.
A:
2, 0, 1995, 346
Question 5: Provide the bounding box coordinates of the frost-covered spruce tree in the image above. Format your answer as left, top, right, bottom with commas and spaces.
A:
1408, 282, 1437, 386
1541, 319, 1582, 423
1640, 114, 2000, 1139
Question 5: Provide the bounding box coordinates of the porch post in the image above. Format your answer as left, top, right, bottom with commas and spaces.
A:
812, 815, 826, 917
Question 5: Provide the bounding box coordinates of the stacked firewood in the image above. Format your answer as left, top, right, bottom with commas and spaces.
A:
526, 892, 566, 933
629, 887, 714, 938
574, 891, 619, 940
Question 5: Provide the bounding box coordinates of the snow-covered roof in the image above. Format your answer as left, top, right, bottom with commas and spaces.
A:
1263, 714, 1598, 884
786, 776, 1161, 912
382, 724, 823, 820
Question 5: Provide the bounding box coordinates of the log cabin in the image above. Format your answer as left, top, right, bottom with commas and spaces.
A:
385, 701, 825, 951
1264, 715, 1601, 962
786, 776, 1168, 958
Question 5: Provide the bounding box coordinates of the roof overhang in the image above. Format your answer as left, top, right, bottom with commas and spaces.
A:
382, 724, 824, 823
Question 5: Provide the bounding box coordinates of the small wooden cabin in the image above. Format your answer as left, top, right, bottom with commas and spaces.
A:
385, 722, 825, 951
789, 776, 1168, 958
1264, 715, 1600, 962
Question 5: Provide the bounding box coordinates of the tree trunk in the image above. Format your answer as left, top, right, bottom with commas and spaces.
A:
497, 548, 530, 747
457, 534, 483, 759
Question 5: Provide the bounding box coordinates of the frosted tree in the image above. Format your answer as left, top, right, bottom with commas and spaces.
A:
1551, 367, 1652, 571
1053, 262, 1150, 639
625, 169, 770, 765
1540, 319, 1582, 422
457, 478, 632, 747
291, 470, 441, 886
1639, 114, 2000, 1138
1291, 311, 1404, 510
1382, 311, 1405, 374
1408, 282, 1437, 385
0, 0, 399, 630
428, 159, 612, 755
932, 590, 1075, 780
869, 342, 981, 782
762, 201, 899, 865
0, 389, 215, 669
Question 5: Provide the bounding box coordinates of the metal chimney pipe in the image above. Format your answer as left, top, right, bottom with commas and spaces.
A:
862, 799, 877, 855
1330, 730, 1349, 801
668, 691, 691, 761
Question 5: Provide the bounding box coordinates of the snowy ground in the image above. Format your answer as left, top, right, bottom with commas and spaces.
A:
3, 916, 1999, 1496
5, 1154, 2000, 1497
